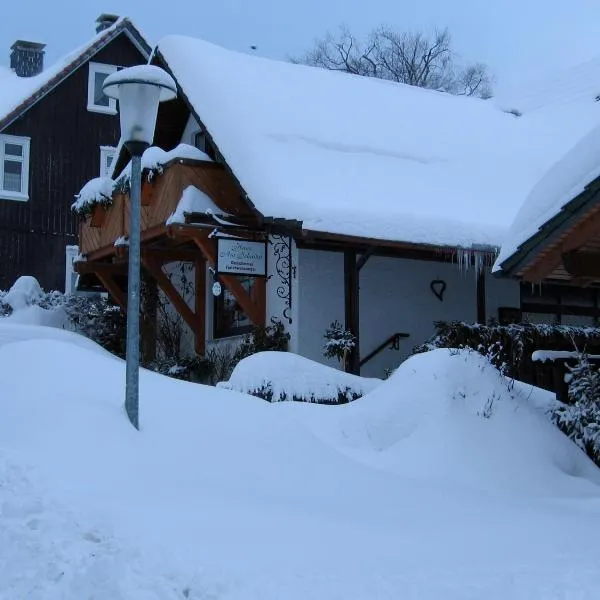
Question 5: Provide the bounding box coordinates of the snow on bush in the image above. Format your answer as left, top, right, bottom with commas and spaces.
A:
2, 276, 43, 311
323, 319, 356, 364
72, 176, 114, 216
553, 353, 600, 466
219, 351, 381, 403
0, 277, 126, 357
415, 320, 600, 380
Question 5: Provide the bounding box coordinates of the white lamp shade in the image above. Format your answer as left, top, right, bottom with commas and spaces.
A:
117, 83, 162, 145
103, 65, 177, 146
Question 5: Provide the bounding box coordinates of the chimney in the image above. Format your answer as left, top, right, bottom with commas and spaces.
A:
95, 14, 119, 33
10, 41, 46, 77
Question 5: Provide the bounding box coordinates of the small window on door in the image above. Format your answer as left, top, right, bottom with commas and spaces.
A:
100, 146, 116, 177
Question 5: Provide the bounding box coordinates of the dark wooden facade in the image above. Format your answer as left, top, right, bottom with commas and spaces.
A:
0, 31, 147, 291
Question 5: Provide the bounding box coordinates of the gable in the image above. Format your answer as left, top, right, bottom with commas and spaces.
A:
0, 19, 150, 134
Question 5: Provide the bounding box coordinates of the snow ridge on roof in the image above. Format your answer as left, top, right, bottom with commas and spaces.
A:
157, 35, 598, 250
492, 58, 600, 270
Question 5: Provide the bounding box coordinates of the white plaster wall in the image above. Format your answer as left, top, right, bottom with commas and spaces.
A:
293, 250, 522, 379
295, 250, 345, 369
358, 256, 478, 377
485, 272, 520, 322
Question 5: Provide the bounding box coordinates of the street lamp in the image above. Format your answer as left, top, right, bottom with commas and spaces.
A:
103, 65, 177, 429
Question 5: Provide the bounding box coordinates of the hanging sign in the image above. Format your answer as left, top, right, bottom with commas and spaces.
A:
216, 238, 267, 277
212, 281, 222, 297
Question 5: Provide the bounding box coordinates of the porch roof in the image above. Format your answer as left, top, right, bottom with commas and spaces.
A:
155, 35, 599, 253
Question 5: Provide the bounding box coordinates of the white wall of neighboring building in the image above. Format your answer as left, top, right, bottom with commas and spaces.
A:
485, 271, 520, 323
292, 249, 522, 379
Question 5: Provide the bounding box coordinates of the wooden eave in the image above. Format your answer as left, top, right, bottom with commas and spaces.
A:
296, 228, 498, 264
498, 177, 600, 282
0, 19, 151, 133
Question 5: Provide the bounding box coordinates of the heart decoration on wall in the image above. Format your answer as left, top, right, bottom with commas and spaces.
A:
430, 279, 446, 302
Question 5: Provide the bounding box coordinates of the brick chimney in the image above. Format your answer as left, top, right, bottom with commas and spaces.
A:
95, 14, 119, 33
10, 41, 46, 77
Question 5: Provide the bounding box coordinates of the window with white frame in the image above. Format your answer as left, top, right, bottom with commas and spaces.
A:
100, 146, 116, 177
87, 62, 117, 114
0, 134, 30, 201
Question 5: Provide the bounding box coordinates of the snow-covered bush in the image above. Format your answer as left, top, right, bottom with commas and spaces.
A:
2, 276, 43, 312
415, 321, 600, 382
323, 320, 356, 364
0, 279, 126, 358
553, 353, 600, 466
219, 351, 380, 403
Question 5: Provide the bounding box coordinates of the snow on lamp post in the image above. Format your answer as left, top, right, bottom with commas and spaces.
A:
103, 65, 177, 430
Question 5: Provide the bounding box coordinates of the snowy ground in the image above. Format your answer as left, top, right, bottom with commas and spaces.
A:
1, 323, 600, 599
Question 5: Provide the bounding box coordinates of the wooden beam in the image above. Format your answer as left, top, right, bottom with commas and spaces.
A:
356, 246, 376, 271
141, 247, 201, 264
74, 261, 127, 276
142, 257, 198, 334
344, 249, 360, 375
187, 231, 265, 327
521, 207, 600, 282
477, 270, 486, 324
95, 272, 127, 310
562, 251, 600, 280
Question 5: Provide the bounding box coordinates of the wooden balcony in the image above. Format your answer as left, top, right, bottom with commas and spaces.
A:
75, 158, 266, 356
79, 158, 253, 259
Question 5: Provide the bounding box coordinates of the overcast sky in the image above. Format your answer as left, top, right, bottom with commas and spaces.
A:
1, 0, 600, 94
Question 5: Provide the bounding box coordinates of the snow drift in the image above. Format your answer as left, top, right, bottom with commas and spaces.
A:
1, 324, 600, 598
289, 349, 600, 497
219, 350, 381, 402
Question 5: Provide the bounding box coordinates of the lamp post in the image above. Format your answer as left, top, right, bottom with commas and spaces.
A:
103, 65, 177, 429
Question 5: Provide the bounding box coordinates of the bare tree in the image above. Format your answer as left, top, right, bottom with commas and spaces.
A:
293, 25, 493, 99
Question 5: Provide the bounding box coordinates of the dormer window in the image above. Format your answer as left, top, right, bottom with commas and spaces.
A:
87, 62, 117, 114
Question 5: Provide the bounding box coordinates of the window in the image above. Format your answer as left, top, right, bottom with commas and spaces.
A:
87, 62, 117, 114
0, 134, 30, 201
213, 276, 255, 338
100, 146, 116, 177
193, 130, 206, 152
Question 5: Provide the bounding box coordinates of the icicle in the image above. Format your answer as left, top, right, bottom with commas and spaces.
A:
453, 245, 499, 278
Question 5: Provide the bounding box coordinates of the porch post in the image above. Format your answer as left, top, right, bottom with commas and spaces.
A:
476, 270, 486, 324
344, 249, 360, 374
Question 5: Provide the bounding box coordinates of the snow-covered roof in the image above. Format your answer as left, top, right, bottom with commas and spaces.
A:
493, 60, 600, 271
0, 18, 150, 131
156, 35, 600, 251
